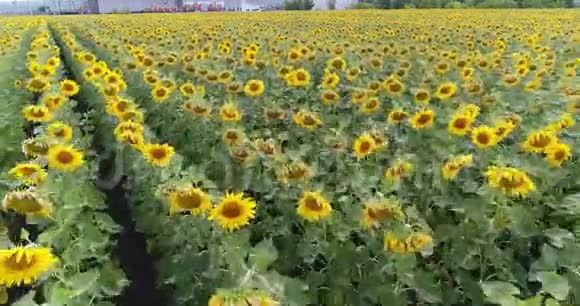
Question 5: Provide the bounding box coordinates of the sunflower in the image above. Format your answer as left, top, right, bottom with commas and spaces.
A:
2, 189, 52, 217
167, 188, 212, 216
151, 86, 171, 103
521, 130, 556, 153
286, 68, 311, 87
385, 160, 413, 182
353, 133, 376, 159
321, 73, 340, 89
59, 80, 80, 97
222, 129, 245, 146
435, 82, 457, 100
384, 78, 405, 97
47, 144, 84, 171
244, 79, 265, 97
441, 154, 473, 181
485, 166, 536, 198
26, 77, 49, 92
8, 163, 47, 186
22, 138, 49, 157
208, 192, 256, 231
383, 232, 408, 254
293, 111, 322, 130
320, 89, 340, 105
405, 232, 433, 253
361, 199, 404, 230
471, 126, 499, 149
0, 246, 58, 287
44, 94, 66, 112
409, 108, 435, 130
361, 97, 381, 114
447, 115, 473, 136
413, 89, 431, 104
297, 191, 332, 222
494, 120, 516, 141
501, 74, 520, 87
179, 83, 196, 97
219, 102, 242, 122
255, 138, 277, 156
23, 106, 52, 123
141, 143, 175, 167
544, 142, 571, 167
387, 109, 408, 124
46, 122, 73, 143
277, 161, 312, 184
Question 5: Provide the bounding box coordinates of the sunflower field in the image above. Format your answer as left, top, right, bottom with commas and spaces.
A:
0, 9, 579, 306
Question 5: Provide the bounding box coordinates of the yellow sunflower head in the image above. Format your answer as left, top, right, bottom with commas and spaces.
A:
448, 115, 473, 136
222, 128, 246, 147
219, 102, 242, 122
297, 191, 332, 222
46, 122, 73, 143
385, 160, 414, 182
179, 82, 196, 97
8, 163, 47, 186
544, 142, 571, 167
292, 111, 322, 130
151, 86, 171, 103
208, 192, 256, 231
59, 80, 80, 97
0, 246, 58, 288
44, 94, 67, 112
23, 106, 52, 123
353, 133, 377, 159
22, 138, 49, 158
435, 82, 457, 100
26, 77, 50, 93
521, 129, 556, 153
441, 154, 473, 181
167, 188, 212, 216
413, 89, 431, 104
47, 144, 84, 172
485, 166, 536, 198
410, 108, 435, 130
141, 143, 175, 167
2, 189, 52, 217
361, 199, 404, 230
360, 97, 381, 114
471, 126, 499, 149
321, 73, 340, 89
244, 79, 265, 97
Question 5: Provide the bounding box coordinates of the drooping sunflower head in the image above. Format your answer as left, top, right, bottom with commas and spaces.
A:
167, 188, 212, 216
353, 133, 377, 159
46, 121, 73, 144
297, 191, 332, 222
471, 126, 499, 149
22, 138, 49, 158
141, 143, 175, 167
208, 192, 256, 231
2, 189, 52, 217
59, 80, 80, 97
47, 144, 84, 172
409, 108, 435, 130
277, 161, 312, 184
0, 246, 58, 288
243, 79, 265, 97
26, 77, 50, 93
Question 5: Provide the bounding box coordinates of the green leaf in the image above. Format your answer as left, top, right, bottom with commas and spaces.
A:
531, 271, 569, 300
518, 296, 542, 306
0, 287, 7, 305
65, 270, 100, 297
47, 285, 75, 305
481, 281, 520, 306
98, 263, 129, 296
249, 238, 279, 272
544, 228, 573, 249
544, 298, 560, 306
400, 270, 442, 303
